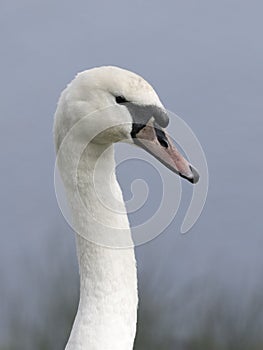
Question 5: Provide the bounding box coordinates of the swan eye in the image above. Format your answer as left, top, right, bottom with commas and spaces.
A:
115, 96, 128, 104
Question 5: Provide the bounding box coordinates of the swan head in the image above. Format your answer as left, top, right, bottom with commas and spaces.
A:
54, 66, 199, 184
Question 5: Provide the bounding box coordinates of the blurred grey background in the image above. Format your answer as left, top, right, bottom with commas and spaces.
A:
0, 0, 262, 349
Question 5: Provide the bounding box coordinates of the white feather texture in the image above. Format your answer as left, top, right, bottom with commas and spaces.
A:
54, 66, 164, 350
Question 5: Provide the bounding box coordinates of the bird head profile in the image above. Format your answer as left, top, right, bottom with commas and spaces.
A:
54, 66, 199, 184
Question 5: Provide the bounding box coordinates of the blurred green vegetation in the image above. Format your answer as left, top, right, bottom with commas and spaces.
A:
1, 247, 263, 350
134, 284, 263, 350
2, 280, 263, 350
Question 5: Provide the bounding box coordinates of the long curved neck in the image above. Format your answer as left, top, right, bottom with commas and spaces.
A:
64, 143, 138, 350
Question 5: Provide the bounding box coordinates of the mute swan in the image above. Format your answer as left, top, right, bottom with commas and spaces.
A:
54, 66, 199, 350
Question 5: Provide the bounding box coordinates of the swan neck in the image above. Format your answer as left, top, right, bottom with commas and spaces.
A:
64, 142, 138, 350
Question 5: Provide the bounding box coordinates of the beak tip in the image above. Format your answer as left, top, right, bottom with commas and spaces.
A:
189, 165, 200, 184
180, 165, 199, 184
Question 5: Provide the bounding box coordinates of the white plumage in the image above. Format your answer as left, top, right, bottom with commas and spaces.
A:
54, 66, 198, 350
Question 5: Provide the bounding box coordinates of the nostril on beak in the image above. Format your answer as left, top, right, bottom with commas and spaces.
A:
154, 126, 169, 148
158, 138, 169, 148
